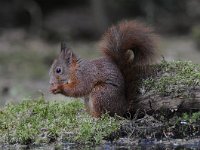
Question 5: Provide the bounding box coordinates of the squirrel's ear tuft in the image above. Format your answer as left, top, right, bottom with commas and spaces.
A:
61, 41, 68, 52
59, 41, 77, 63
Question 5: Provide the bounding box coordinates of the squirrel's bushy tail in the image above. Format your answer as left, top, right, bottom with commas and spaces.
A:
100, 20, 157, 66
100, 20, 158, 105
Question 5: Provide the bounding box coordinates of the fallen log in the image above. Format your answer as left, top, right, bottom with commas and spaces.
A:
135, 60, 200, 113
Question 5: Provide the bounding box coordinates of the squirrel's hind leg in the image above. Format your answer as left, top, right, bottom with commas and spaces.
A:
84, 84, 127, 118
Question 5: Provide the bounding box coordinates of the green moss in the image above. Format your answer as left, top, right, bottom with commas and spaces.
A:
0, 97, 120, 145
142, 60, 200, 97
181, 112, 200, 123
169, 112, 200, 137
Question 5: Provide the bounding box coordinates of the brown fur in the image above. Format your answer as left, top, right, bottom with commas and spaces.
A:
62, 59, 79, 90
100, 20, 158, 105
49, 20, 159, 117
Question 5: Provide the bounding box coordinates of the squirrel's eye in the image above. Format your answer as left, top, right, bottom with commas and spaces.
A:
56, 67, 62, 74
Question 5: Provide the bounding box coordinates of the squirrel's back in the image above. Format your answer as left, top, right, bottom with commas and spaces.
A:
91, 57, 124, 88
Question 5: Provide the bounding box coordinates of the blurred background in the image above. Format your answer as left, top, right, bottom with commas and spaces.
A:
0, 0, 200, 105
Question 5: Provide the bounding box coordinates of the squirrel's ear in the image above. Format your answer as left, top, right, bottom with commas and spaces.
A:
61, 41, 68, 52
60, 42, 77, 63
68, 51, 77, 64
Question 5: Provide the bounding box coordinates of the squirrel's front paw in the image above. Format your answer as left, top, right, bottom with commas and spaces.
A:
49, 84, 62, 94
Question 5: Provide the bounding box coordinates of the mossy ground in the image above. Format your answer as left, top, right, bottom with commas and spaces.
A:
138, 60, 200, 139
0, 97, 120, 145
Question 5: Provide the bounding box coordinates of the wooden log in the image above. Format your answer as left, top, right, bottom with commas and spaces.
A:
134, 61, 200, 113
136, 90, 200, 112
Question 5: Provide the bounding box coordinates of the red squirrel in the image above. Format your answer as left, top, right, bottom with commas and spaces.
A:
49, 20, 158, 118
